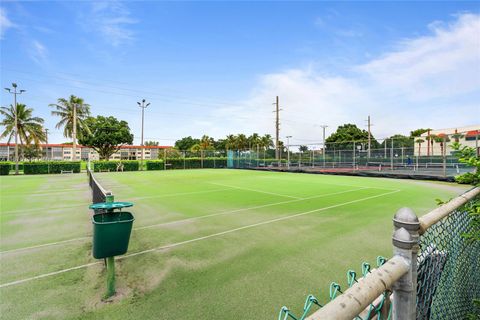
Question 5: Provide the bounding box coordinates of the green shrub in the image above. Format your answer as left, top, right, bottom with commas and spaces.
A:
146, 160, 165, 170
93, 161, 139, 172
0, 162, 11, 175
9, 163, 24, 171
23, 161, 81, 174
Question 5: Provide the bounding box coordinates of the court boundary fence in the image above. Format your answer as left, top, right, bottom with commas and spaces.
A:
279, 187, 480, 320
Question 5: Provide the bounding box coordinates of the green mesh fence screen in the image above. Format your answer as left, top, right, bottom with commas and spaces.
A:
416, 198, 480, 320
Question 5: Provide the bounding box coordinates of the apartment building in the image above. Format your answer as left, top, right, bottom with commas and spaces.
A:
0, 143, 170, 161
414, 125, 479, 156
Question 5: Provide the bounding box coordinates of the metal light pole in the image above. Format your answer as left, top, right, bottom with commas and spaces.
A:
137, 99, 150, 171
5, 83, 26, 175
286, 135, 292, 170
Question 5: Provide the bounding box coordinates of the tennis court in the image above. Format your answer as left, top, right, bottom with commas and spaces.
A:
0, 169, 469, 319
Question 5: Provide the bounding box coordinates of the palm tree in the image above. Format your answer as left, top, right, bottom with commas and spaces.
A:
434, 135, 450, 156
50, 95, 91, 160
0, 104, 46, 148
415, 139, 424, 157
236, 134, 248, 151
225, 134, 237, 152
260, 134, 274, 162
193, 135, 214, 167
299, 145, 308, 166
426, 134, 436, 156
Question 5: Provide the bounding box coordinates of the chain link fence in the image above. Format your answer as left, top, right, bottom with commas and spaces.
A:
278, 188, 480, 320
226, 131, 478, 179
417, 201, 480, 320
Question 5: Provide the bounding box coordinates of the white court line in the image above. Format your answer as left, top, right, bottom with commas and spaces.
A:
131, 188, 229, 200
0, 188, 228, 217
2, 188, 83, 197
134, 187, 368, 230
1, 204, 86, 216
209, 182, 304, 200
0, 189, 400, 288
0, 187, 368, 255
257, 175, 399, 191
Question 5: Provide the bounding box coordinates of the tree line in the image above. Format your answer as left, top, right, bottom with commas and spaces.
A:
1, 94, 450, 161
1, 95, 133, 160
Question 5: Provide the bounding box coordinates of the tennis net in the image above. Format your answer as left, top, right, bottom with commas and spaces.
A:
87, 166, 112, 204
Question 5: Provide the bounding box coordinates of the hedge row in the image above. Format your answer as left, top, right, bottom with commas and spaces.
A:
0, 162, 11, 175
93, 161, 139, 172
0, 157, 281, 175
23, 161, 81, 174
10, 163, 24, 171
146, 160, 165, 170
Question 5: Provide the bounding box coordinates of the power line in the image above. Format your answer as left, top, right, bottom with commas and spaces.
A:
0, 67, 271, 111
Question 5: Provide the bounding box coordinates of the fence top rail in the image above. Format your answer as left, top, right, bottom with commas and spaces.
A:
305, 256, 409, 320
419, 187, 480, 235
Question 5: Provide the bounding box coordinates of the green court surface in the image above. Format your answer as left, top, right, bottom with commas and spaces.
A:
0, 169, 469, 319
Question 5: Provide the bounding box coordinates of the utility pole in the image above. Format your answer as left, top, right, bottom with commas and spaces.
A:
366, 116, 372, 159
72, 103, 77, 161
286, 135, 292, 170
320, 125, 328, 167
137, 99, 150, 170
4, 83, 26, 175
273, 96, 282, 161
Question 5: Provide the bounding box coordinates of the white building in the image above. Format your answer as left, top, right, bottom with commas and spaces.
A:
0, 143, 170, 161
414, 125, 479, 156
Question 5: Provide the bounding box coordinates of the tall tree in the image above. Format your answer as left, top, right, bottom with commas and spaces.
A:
299, 145, 308, 153
0, 104, 46, 146
382, 134, 414, 148
426, 134, 437, 156
225, 134, 237, 151
410, 128, 430, 138
434, 135, 450, 156
78, 116, 133, 160
50, 95, 91, 140
415, 138, 425, 157
260, 134, 274, 159
144, 140, 159, 146
174, 136, 200, 151
326, 124, 377, 150
248, 133, 261, 148
22, 144, 43, 161
236, 134, 248, 151
214, 139, 227, 151
50, 95, 91, 160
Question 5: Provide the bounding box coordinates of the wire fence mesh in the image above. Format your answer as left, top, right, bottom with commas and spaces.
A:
417, 199, 480, 320
277, 189, 479, 320
225, 131, 478, 179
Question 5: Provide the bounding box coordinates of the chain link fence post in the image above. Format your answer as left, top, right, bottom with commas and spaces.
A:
392, 207, 420, 320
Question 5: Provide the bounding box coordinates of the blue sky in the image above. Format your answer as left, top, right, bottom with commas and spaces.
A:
1, 1, 479, 146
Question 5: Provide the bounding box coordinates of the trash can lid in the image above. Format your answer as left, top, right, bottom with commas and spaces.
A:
89, 202, 134, 210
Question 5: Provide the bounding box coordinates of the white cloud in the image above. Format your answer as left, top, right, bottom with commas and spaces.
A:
216, 13, 480, 143
29, 40, 48, 64
87, 1, 137, 46
357, 13, 480, 101
0, 7, 15, 39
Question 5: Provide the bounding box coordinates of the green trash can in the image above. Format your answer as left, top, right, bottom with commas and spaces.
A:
90, 202, 135, 259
